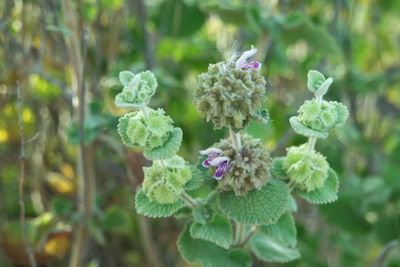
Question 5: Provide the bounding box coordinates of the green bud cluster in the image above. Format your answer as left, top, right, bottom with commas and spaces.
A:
142, 156, 192, 204
115, 71, 157, 108
283, 144, 329, 192
118, 108, 174, 149
194, 60, 266, 130
282, 70, 348, 192
289, 70, 349, 139
214, 134, 271, 196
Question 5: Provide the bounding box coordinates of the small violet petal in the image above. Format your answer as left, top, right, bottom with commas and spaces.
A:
209, 156, 230, 166
213, 161, 230, 180
199, 147, 223, 155
242, 61, 261, 69
235, 45, 258, 70
202, 152, 221, 168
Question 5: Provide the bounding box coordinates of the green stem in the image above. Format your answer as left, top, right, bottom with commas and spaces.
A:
181, 192, 196, 208
307, 136, 316, 154
234, 222, 245, 246
229, 128, 242, 150
239, 225, 257, 247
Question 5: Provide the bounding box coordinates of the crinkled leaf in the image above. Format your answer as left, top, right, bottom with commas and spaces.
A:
289, 117, 328, 139
217, 179, 289, 225
332, 101, 349, 128
119, 71, 135, 86
260, 212, 297, 247
298, 168, 339, 204
117, 112, 138, 146
247, 231, 300, 263
185, 166, 204, 191
190, 215, 233, 249
271, 157, 287, 179
178, 222, 252, 267
135, 189, 184, 218
143, 127, 182, 160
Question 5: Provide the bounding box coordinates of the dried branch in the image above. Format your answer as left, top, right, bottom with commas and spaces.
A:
17, 82, 38, 267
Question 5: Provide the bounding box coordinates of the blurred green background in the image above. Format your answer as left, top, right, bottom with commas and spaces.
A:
1, 0, 400, 266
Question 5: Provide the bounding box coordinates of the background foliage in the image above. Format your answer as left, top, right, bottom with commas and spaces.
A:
0, 0, 399, 266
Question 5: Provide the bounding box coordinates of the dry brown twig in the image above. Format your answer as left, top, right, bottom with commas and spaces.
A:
17, 81, 38, 267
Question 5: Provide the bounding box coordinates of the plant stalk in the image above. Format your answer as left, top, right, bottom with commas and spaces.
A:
17, 82, 38, 267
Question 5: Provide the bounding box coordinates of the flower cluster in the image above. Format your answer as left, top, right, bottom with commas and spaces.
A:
282, 144, 329, 191
201, 134, 271, 196
142, 156, 192, 204
194, 47, 266, 130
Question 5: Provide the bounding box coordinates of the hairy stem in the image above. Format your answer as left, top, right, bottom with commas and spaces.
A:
307, 136, 316, 154
17, 82, 38, 267
181, 193, 196, 208
229, 128, 242, 150
239, 225, 258, 247
234, 222, 245, 246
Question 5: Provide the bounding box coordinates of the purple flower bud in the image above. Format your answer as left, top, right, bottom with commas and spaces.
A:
235, 46, 261, 70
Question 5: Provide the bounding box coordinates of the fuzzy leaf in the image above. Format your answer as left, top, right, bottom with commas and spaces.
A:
190, 215, 233, 249
247, 231, 300, 263
217, 179, 289, 225
332, 101, 349, 128
260, 212, 297, 247
143, 127, 182, 160
119, 71, 135, 86
135, 189, 184, 218
307, 70, 326, 93
178, 222, 252, 267
289, 117, 328, 139
117, 112, 139, 146
271, 157, 287, 179
315, 77, 333, 99
185, 166, 204, 191
298, 168, 339, 204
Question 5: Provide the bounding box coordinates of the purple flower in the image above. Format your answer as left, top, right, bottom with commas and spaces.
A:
200, 148, 230, 180
235, 45, 262, 70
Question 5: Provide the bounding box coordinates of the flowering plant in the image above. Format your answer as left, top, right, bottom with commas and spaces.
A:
115, 47, 348, 266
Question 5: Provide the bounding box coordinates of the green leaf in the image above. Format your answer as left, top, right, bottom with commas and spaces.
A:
260, 212, 297, 247
307, 70, 326, 93
51, 197, 72, 217
217, 179, 289, 225
178, 222, 252, 267
190, 215, 233, 249
247, 231, 300, 263
280, 13, 340, 56
289, 117, 329, 139
117, 112, 138, 147
185, 166, 204, 191
143, 127, 182, 160
101, 206, 130, 231
271, 157, 287, 179
298, 168, 339, 204
135, 189, 185, 218
153, 0, 206, 37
